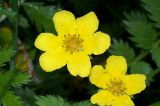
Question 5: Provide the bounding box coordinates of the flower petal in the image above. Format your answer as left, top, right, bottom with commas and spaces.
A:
39, 50, 67, 72
105, 55, 127, 75
124, 74, 146, 95
53, 10, 76, 35
82, 35, 95, 55
67, 53, 91, 77
89, 65, 109, 89
91, 90, 115, 106
77, 12, 99, 36
34, 33, 57, 51
112, 95, 134, 106
93, 31, 111, 55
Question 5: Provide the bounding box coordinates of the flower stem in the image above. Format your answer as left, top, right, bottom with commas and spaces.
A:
10, 0, 19, 71
131, 38, 160, 65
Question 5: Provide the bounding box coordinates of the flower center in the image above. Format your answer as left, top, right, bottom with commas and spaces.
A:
62, 34, 84, 53
107, 79, 126, 96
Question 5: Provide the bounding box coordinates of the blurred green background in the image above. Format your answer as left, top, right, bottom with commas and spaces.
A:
0, 0, 160, 106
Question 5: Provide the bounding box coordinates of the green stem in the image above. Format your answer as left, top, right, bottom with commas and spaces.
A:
133, 51, 149, 64
0, 0, 19, 101
10, 0, 19, 71
57, 0, 62, 11
131, 38, 160, 65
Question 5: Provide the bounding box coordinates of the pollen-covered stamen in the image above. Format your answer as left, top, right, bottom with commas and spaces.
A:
107, 79, 126, 96
62, 34, 84, 53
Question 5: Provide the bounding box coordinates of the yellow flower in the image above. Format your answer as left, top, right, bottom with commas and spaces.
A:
89, 55, 146, 106
34, 10, 110, 77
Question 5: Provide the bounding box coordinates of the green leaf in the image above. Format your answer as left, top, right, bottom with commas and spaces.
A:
0, 71, 31, 88
23, 2, 57, 33
109, 39, 135, 64
151, 47, 160, 67
149, 68, 160, 82
0, 71, 15, 88
149, 101, 160, 106
130, 61, 152, 75
130, 61, 152, 79
19, 16, 30, 28
15, 88, 37, 106
0, 47, 15, 67
11, 72, 31, 87
141, 0, 160, 28
0, 8, 16, 19
72, 100, 92, 106
35, 95, 70, 106
1, 91, 22, 106
123, 12, 158, 49
0, 71, 31, 101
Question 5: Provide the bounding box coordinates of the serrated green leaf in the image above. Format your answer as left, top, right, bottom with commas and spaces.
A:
141, 0, 160, 28
0, 71, 31, 101
151, 47, 160, 67
15, 88, 37, 106
2, 91, 22, 106
123, 12, 158, 49
0, 71, 15, 88
23, 2, 57, 33
130, 61, 152, 75
35, 95, 70, 106
0, 71, 31, 88
124, 11, 145, 21
109, 39, 135, 64
130, 61, 152, 79
149, 101, 160, 106
0, 47, 15, 67
11, 72, 31, 87
72, 100, 92, 106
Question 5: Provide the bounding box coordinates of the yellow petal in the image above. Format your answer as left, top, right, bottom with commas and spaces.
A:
77, 12, 99, 36
89, 65, 109, 89
67, 53, 91, 77
53, 10, 76, 36
34, 33, 57, 51
105, 55, 127, 75
93, 31, 111, 55
112, 95, 135, 106
39, 50, 67, 72
124, 74, 146, 95
91, 90, 115, 106
82, 35, 95, 55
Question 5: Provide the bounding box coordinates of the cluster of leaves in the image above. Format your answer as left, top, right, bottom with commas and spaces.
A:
0, 47, 31, 106
0, 0, 160, 106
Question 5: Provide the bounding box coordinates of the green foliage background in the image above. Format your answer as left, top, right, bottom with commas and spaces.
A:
0, 0, 160, 106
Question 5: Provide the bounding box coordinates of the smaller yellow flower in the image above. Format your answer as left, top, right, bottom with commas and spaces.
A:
89, 56, 146, 106
34, 10, 110, 77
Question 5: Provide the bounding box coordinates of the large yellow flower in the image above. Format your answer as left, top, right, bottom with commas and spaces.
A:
34, 10, 110, 77
89, 55, 146, 106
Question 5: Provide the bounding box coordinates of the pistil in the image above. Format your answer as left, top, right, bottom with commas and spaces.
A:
62, 34, 84, 53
